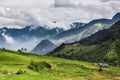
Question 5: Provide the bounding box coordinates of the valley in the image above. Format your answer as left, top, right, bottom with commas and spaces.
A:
0, 1, 120, 79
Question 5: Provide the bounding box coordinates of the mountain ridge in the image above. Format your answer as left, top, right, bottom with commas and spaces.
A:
54, 13, 120, 41
48, 20, 120, 66
80, 20, 120, 45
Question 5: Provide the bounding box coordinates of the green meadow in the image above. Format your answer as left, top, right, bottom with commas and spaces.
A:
0, 50, 120, 80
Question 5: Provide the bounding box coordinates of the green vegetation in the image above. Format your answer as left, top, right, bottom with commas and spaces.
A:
28, 61, 51, 72
49, 39, 120, 66
48, 21, 120, 66
0, 21, 120, 80
0, 49, 120, 80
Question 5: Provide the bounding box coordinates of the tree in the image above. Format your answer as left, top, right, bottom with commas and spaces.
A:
17, 49, 22, 53
19, 48, 27, 52
98, 68, 102, 72
24, 48, 27, 52
2, 47, 6, 51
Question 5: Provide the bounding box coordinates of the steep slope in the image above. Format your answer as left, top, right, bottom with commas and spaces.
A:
48, 21, 120, 66
54, 22, 86, 39
54, 13, 120, 43
31, 39, 57, 54
112, 12, 120, 21
80, 20, 120, 45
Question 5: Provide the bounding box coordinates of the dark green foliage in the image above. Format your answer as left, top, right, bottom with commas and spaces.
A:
17, 50, 22, 53
0, 48, 7, 51
2, 48, 6, 51
80, 21, 120, 45
49, 39, 120, 66
28, 61, 51, 72
17, 69, 24, 74
17, 48, 27, 53
0, 48, 41, 57
98, 68, 102, 72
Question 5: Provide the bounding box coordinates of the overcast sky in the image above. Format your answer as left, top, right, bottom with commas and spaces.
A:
0, 0, 120, 29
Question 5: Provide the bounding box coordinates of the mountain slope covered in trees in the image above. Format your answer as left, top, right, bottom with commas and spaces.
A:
48, 21, 120, 66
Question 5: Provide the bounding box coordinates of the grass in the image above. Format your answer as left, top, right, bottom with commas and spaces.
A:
0, 50, 120, 80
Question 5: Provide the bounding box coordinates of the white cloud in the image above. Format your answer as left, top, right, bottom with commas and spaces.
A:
0, 0, 119, 29
100, 0, 120, 2
0, 0, 54, 9
54, 0, 75, 7
2, 33, 15, 44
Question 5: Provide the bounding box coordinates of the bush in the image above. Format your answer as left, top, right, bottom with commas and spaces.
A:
28, 61, 51, 72
17, 69, 24, 74
98, 68, 102, 72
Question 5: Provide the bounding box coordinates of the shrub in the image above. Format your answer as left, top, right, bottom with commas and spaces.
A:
17, 69, 24, 74
28, 61, 51, 72
98, 68, 102, 72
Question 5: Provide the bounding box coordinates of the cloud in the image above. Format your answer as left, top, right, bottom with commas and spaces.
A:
0, 7, 37, 28
0, 0, 54, 9
54, 0, 75, 7
77, 0, 120, 19
0, 7, 74, 29
2, 33, 15, 44
0, 0, 119, 30
100, 0, 120, 2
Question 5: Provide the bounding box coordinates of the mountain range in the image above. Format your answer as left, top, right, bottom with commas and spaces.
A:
0, 26, 64, 41
0, 26, 64, 50
54, 13, 120, 43
0, 13, 120, 51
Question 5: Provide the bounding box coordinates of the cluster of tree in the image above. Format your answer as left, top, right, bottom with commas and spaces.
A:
28, 61, 51, 72
17, 48, 27, 53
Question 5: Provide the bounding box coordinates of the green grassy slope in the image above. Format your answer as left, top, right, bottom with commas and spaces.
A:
0, 50, 120, 80
49, 39, 120, 66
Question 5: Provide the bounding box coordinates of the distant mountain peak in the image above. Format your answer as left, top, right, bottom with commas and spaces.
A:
31, 39, 57, 54
113, 12, 120, 17
112, 12, 120, 21
38, 39, 52, 45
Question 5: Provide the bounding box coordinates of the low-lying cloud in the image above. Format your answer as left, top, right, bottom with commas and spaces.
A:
2, 33, 15, 44
0, 0, 119, 30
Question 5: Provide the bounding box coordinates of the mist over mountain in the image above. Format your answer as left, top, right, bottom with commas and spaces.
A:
54, 13, 120, 43
80, 20, 120, 45
0, 25, 64, 51
0, 13, 120, 52
0, 0, 120, 51
0, 34, 6, 46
